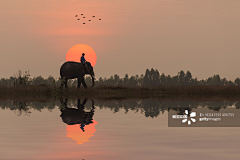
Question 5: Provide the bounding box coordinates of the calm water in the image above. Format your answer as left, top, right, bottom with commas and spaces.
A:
0, 99, 239, 160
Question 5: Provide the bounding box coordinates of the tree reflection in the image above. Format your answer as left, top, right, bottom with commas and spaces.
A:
0, 99, 239, 118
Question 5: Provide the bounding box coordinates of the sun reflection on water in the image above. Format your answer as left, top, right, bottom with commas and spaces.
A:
66, 119, 98, 144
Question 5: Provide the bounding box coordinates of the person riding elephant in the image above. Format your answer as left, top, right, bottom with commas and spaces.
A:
60, 60, 95, 89
81, 53, 86, 64
80, 53, 87, 72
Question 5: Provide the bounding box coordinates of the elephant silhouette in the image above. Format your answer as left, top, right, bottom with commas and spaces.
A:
60, 61, 95, 89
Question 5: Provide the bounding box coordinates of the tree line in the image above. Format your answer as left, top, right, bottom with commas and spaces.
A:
1, 69, 240, 87
95, 69, 240, 87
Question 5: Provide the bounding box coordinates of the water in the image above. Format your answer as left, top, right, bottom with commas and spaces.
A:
0, 99, 239, 160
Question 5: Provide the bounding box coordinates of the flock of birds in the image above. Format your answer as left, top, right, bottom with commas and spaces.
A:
75, 14, 101, 24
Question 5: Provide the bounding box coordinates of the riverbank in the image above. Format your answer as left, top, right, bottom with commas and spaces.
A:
0, 85, 240, 101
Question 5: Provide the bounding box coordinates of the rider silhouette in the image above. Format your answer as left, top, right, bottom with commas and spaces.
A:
81, 53, 87, 72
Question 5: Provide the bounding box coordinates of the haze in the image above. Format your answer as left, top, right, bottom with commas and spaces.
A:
1, 0, 239, 80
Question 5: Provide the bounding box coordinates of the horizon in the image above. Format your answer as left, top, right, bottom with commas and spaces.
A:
2, 68, 240, 82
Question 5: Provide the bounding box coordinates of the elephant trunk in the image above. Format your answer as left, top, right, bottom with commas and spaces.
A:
91, 73, 95, 87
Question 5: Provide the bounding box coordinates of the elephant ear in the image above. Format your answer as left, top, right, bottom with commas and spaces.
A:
86, 62, 94, 73
86, 62, 93, 68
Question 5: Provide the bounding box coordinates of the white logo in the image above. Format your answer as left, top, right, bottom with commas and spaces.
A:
170, 109, 236, 127
182, 110, 196, 125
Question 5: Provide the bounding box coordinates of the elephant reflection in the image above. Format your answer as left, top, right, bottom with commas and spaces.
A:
60, 98, 95, 132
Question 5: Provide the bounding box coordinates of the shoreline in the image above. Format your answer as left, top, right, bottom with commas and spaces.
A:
0, 85, 240, 101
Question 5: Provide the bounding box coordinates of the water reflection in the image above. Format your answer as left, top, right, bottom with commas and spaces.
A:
60, 98, 95, 131
60, 98, 98, 144
0, 99, 239, 159
0, 100, 239, 118
96, 100, 239, 117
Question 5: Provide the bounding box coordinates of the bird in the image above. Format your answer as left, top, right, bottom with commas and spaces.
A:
74, 14, 102, 24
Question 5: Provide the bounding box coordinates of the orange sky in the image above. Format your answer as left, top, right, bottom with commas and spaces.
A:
66, 44, 97, 67
1, 0, 240, 80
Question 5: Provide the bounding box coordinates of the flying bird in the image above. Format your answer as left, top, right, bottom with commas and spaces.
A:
74, 14, 102, 24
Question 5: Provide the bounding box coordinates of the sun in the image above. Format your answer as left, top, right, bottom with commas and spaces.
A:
66, 44, 97, 67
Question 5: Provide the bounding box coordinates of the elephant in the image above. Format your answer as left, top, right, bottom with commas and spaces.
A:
60, 61, 95, 89
60, 98, 95, 132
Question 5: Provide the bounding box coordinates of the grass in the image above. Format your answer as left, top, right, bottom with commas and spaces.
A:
1, 85, 240, 101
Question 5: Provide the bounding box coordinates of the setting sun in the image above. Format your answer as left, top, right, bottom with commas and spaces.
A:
66, 44, 97, 67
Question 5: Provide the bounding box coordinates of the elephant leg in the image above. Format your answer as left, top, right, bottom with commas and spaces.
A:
82, 98, 88, 106
82, 77, 87, 89
64, 81, 68, 89
60, 81, 64, 89
77, 78, 82, 88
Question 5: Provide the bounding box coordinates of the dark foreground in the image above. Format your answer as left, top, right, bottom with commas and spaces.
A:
1, 85, 240, 101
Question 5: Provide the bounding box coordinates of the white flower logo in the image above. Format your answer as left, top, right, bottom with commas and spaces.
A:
182, 110, 196, 125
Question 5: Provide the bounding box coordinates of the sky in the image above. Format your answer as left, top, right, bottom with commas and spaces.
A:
1, 0, 240, 80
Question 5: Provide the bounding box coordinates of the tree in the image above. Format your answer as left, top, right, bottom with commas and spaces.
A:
99, 77, 104, 84
165, 75, 172, 85
138, 74, 144, 86
221, 78, 228, 86
128, 76, 138, 87
172, 75, 178, 85
11, 70, 32, 86
143, 69, 150, 87
227, 80, 234, 86
160, 73, 166, 85
212, 75, 221, 85
151, 69, 160, 86
114, 74, 120, 85
123, 74, 129, 86
185, 71, 192, 85
0, 78, 10, 86
32, 76, 46, 85
178, 70, 185, 85
235, 78, 240, 85
46, 76, 55, 85
143, 68, 160, 87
